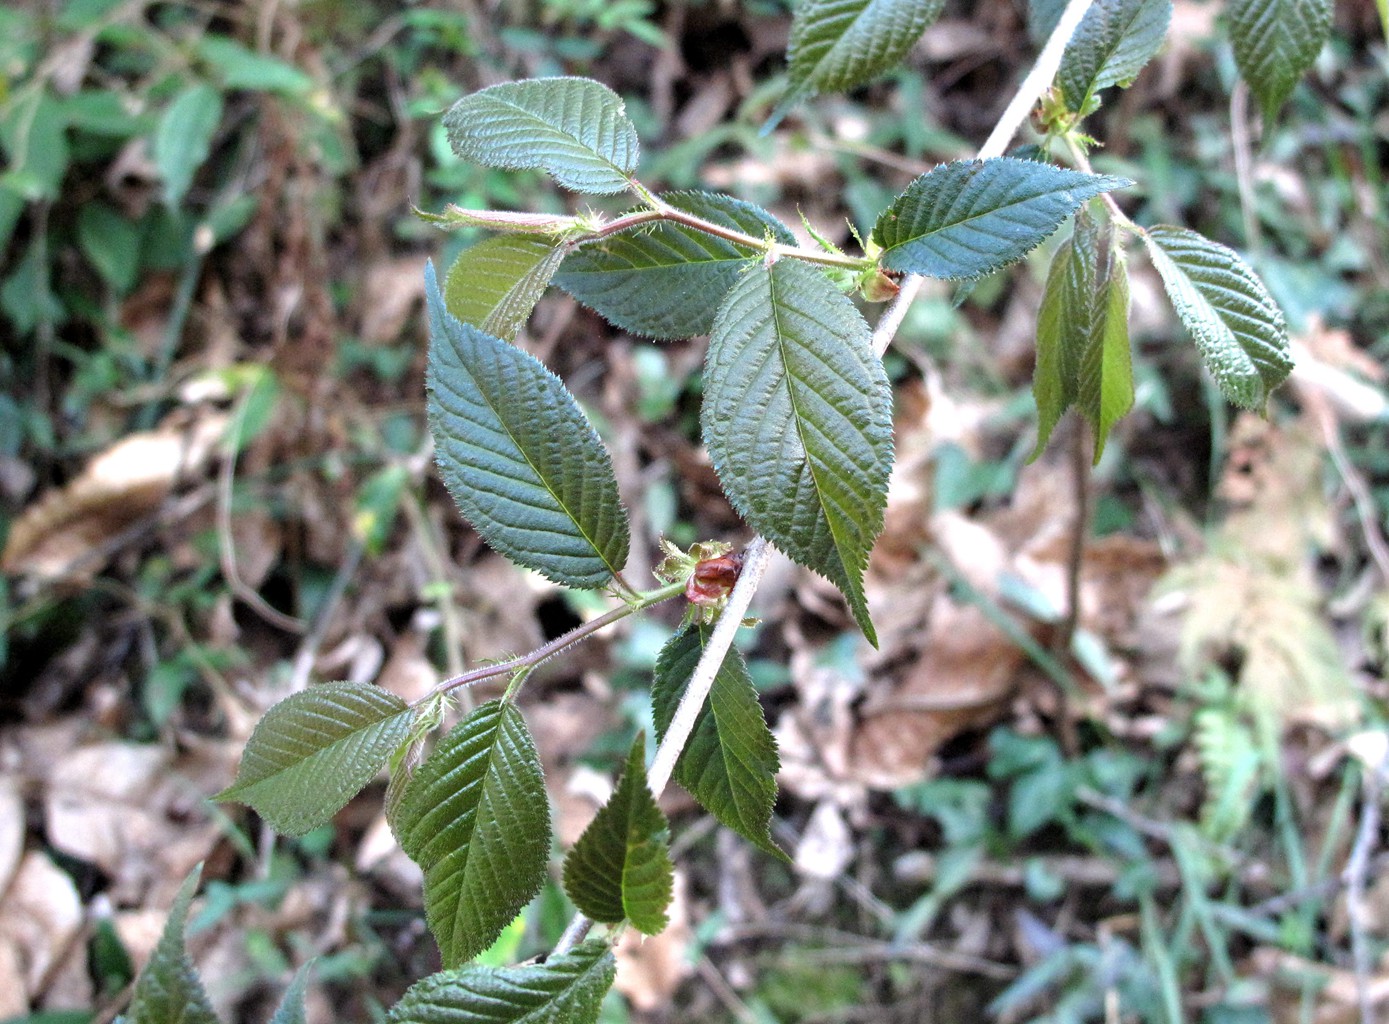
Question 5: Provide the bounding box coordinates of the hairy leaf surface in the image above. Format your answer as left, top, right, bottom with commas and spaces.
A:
769, 0, 946, 127
701, 260, 892, 644
443, 78, 638, 194
652, 626, 785, 860
562, 734, 674, 933
1078, 247, 1134, 463
445, 235, 566, 341
126, 867, 220, 1024
554, 192, 795, 339
395, 700, 550, 967
387, 940, 615, 1024
426, 262, 629, 589
1057, 0, 1172, 114
268, 962, 313, 1024
872, 159, 1129, 280
1143, 226, 1291, 410
1030, 214, 1100, 459
1228, 0, 1332, 123
217, 682, 414, 837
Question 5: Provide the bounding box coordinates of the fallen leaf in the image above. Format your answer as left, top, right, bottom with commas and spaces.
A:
0, 852, 84, 1011
614, 869, 692, 1012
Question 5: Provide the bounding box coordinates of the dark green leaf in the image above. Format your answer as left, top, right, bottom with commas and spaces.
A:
872, 158, 1129, 280
444, 78, 639, 194
1057, 0, 1172, 115
1143, 226, 1291, 410
153, 84, 223, 208
394, 700, 550, 968
1228, 0, 1332, 123
562, 734, 674, 934
76, 203, 143, 294
554, 192, 795, 339
387, 940, 615, 1024
125, 867, 221, 1024
216, 681, 414, 837
444, 234, 566, 341
652, 626, 786, 860
1078, 247, 1134, 463
426, 261, 630, 589
768, 0, 946, 127
701, 260, 892, 644
1030, 214, 1101, 459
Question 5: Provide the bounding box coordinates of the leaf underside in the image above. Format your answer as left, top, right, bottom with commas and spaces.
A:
652, 625, 786, 860
1228, 0, 1332, 123
126, 867, 221, 1024
445, 234, 567, 342
554, 191, 795, 339
394, 699, 551, 968
426, 261, 630, 589
386, 939, 616, 1024
701, 259, 893, 645
1143, 225, 1291, 411
443, 77, 639, 194
1057, 0, 1172, 115
267, 962, 314, 1024
872, 158, 1131, 280
217, 681, 414, 837
562, 733, 674, 934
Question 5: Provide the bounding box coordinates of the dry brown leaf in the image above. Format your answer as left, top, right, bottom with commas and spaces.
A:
358, 257, 426, 345
614, 869, 692, 1012
0, 852, 84, 1012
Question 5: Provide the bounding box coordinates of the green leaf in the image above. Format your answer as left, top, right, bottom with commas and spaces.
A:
768, 0, 946, 128
1143, 225, 1291, 410
562, 734, 673, 933
425, 261, 630, 589
1028, 0, 1068, 43
444, 234, 566, 341
153, 84, 223, 208
1228, 0, 1332, 123
386, 940, 615, 1024
651, 626, 786, 860
1078, 247, 1134, 463
1057, 0, 1172, 115
872, 158, 1130, 280
394, 699, 551, 968
0, 89, 69, 201
126, 867, 221, 1024
77, 203, 143, 294
216, 681, 414, 837
444, 78, 639, 194
1030, 214, 1101, 459
554, 192, 795, 339
196, 37, 315, 96
701, 260, 892, 645
267, 962, 313, 1024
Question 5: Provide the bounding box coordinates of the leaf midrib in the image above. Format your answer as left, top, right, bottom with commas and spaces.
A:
485, 93, 631, 183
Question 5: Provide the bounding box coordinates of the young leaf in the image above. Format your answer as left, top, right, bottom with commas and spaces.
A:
1143, 226, 1291, 410
154, 84, 223, 208
701, 259, 893, 645
1030, 214, 1101, 459
443, 77, 639, 194
216, 681, 414, 837
652, 625, 786, 861
872, 158, 1130, 280
562, 733, 674, 934
554, 192, 795, 339
1057, 0, 1172, 115
768, 0, 946, 128
126, 866, 220, 1024
1078, 247, 1134, 463
386, 939, 615, 1024
394, 699, 550, 968
444, 234, 567, 341
425, 261, 630, 589
1228, 0, 1332, 124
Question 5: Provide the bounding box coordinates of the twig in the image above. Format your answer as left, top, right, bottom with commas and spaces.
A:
1345, 747, 1389, 1024
1230, 80, 1262, 252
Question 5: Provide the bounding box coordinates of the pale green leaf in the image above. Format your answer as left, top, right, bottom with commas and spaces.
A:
444, 235, 566, 341
126, 867, 221, 1024
1028, 0, 1068, 43
768, 0, 946, 127
387, 940, 615, 1024
1030, 214, 1100, 460
651, 625, 786, 860
872, 158, 1130, 280
1078, 246, 1134, 463
426, 261, 630, 589
1057, 0, 1172, 114
217, 681, 414, 837
196, 37, 315, 96
444, 78, 639, 194
267, 962, 314, 1024
701, 260, 893, 645
562, 733, 674, 934
554, 192, 795, 339
1228, 0, 1332, 123
1143, 226, 1291, 410
394, 700, 550, 968
154, 84, 223, 208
